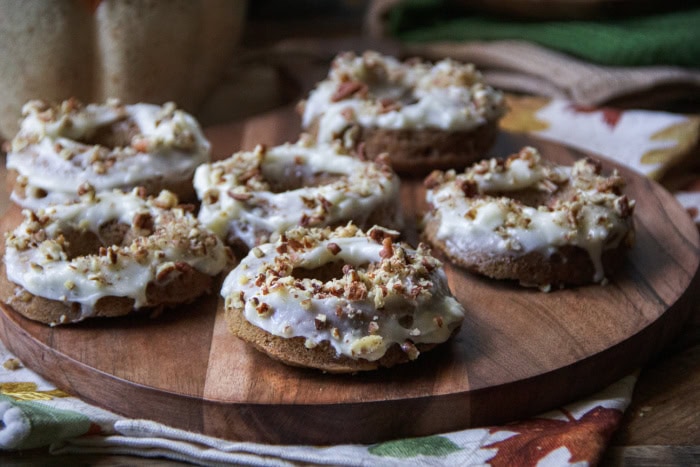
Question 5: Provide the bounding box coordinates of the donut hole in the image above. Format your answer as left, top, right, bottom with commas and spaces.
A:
491, 184, 576, 209
358, 63, 417, 106
81, 118, 140, 149
59, 228, 104, 259
290, 261, 371, 283
371, 84, 418, 107
398, 315, 414, 329
59, 221, 133, 259
98, 220, 134, 246
291, 262, 346, 282
262, 165, 344, 193
491, 188, 552, 208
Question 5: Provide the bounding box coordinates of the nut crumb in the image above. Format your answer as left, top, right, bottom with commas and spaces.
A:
3, 358, 21, 370
326, 242, 341, 255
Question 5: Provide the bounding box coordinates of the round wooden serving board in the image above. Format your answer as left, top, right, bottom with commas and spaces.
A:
0, 107, 698, 445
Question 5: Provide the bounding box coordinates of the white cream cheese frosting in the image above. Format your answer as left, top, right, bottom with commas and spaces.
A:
4, 188, 229, 323
300, 51, 506, 144
424, 147, 636, 285
7, 98, 210, 210
221, 224, 465, 361
194, 139, 403, 249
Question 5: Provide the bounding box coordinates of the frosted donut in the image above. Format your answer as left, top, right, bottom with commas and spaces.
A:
193, 139, 403, 253
221, 224, 465, 372
1, 188, 230, 325
422, 147, 636, 290
299, 50, 506, 174
7, 98, 210, 210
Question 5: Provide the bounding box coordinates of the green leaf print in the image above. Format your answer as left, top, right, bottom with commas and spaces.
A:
369, 435, 462, 458
1, 394, 93, 449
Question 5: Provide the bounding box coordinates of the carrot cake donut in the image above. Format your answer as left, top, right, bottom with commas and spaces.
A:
423, 147, 636, 290
221, 224, 465, 372
298, 51, 506, 175
1, 187, 230, 325
7, 98, 210, 210
193, 139, 403, 253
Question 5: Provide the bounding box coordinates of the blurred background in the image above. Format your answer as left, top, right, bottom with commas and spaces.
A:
202, 0, 700, 123
1, 0, 698, 138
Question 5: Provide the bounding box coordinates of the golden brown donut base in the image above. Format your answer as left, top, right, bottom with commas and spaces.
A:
423, 219, 628, 287
308, 119, 500, 176
0, 261, 215, 325
226, 304, 454, 373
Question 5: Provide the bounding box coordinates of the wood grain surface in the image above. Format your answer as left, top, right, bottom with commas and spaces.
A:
0, 106, 698, 445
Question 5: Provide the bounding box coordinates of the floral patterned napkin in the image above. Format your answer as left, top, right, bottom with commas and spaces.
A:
0, 97, 698, 465
0, 334, 635, 466
501, 95, 700, 224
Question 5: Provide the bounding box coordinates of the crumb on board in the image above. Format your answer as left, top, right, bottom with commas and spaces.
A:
3, 358, 22, 370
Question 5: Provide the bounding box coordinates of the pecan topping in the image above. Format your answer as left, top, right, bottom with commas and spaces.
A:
314, 314, 328, 330
288, 238, 304, 251
378, 98, 399, 113
98, 246, 119, 265
368, 226, 400, 243
347, 281, 367, 301
584, 157, 603, 174
300, 196, 316, 209
135, 186, 148, 198
401, 341, 420, 360
318, 196, 332, 213
228, 191, 252, 201
175, 262, 192, 273
458, 179, 478, 197
340, 107, 356, 121
331, 80, 368, 102
538, 178, 559, 194
156, 263, 177, 282
256, 302, 271, 317
237, 167, 261, 184
423, 170, 445, 190
595, 174, 624, 194
133, 212, 154, 233
132, 139, 150, 152
614, 195, 634, 217
77, 183, 96, 197
356, 141, 367, 161
379, 237, 393, 259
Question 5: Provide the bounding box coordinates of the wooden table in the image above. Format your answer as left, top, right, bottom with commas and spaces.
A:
603, 317, 700, 465
1, 31, 699, 465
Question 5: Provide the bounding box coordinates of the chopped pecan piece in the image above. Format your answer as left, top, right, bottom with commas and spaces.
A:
379, 237, 393, 259
228, 191, 252, 201
423, 170, 445, 189
314, 313, 328, 330
458, 179, 478, 197
133, 212, 154, 233
331, 80, 368, 102
326, 242, 341, 255
367, 226, 400, 243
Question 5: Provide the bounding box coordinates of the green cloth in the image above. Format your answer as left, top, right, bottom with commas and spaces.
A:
388, 0, 700, 68
0, 395, 93, 450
